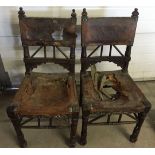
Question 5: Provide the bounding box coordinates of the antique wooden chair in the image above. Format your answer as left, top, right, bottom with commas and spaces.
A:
7, 7, 79, 147
80, 8, 151, 145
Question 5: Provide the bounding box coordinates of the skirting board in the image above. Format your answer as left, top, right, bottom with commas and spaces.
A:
133, 77, 155, 82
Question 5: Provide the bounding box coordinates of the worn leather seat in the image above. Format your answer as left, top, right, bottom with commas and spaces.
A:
13, 73, 78, 116
82, 70, 146, 113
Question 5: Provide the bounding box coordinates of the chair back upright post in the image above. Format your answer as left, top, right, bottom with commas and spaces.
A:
70, 9, 77, 74
81, 8, 88, 74
122, 8, 139, 72
18, 7, 30, 74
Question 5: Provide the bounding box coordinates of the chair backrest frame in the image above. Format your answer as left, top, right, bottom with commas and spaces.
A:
81, 8, 139, 73
18, 7, 77, 75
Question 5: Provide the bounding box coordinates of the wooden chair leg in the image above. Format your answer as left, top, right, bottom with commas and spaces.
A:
130, 105, 151, 143
7, 106, 27, 148
80, 111, 89, 145
79, 73, 83, 107
70, 112, 79, 147
130, 112, 145, 142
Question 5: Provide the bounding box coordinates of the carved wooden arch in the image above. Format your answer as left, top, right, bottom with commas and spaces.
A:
81, 55, 130, 72
24, 58, 74, 74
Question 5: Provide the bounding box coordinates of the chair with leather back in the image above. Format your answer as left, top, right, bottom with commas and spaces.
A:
80, 8, 151, 145
7, 7, 79, 147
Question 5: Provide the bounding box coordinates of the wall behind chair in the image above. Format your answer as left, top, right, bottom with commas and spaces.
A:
0, 6, 155, 86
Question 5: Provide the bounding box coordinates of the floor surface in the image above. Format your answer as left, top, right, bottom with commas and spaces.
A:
0, 81, 155, 148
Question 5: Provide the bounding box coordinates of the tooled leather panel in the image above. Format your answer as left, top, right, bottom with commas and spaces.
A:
19, 18, 76, 46
82, 17, 137, 45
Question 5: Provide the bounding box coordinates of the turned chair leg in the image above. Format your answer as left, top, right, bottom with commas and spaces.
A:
130, 106, 150, 143
70, 112, 79, 147
130, 112, 146, 142
79, 73, 83, 107
7, 106, 27, 148
80, 111, 89, 145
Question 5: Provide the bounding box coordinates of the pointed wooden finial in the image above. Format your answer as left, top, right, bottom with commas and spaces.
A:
71, 9, 77, 23
131, 8, 139, 19
81, 8, 88, 22
18, 7, 26, 19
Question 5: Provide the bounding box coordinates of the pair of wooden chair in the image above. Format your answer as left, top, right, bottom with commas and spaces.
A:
7, 7, 151, 147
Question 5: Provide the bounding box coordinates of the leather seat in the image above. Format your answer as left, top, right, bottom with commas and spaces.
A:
82, 70, 146, 113
13, 73, 78, 116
